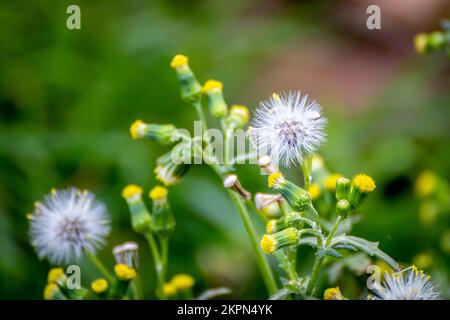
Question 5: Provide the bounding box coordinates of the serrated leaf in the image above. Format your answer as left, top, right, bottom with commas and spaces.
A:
298, 237, 318, 248
332, 243, 358, 251
332, 235, 399, 270
315, 247, 342, 259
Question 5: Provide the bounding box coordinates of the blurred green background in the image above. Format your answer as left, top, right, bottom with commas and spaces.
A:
0, 0, 449, 299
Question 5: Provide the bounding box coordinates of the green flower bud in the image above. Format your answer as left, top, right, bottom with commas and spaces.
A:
336, 199, 351, 218
170, 54, 202, 103
260, 227, 299, 254
155, 151, 191, 186
149, 186, 175, 237
428, 31, 447, 51
122, 185, 152, 234
268, 172, 312, 212
336, 177, 351, 200
201, 80, 228, 118
130, 120, 176, 144
225, 105, 249, 129
266, 212, 303, 234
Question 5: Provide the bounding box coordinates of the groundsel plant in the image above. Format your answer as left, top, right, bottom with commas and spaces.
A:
27, 54, 441, 300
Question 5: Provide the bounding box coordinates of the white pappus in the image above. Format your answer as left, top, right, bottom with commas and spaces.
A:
248, 91, 326, 167
30, 188, 110, 265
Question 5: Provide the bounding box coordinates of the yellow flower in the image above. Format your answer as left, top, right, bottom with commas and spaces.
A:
325, 174, 342, 191
171, 274, 195, 290
47, 267, 64, 283
130, 120, 145, 140
163, 283, 177, 297
43, 283, 58, 300
122, 184, 143, 200
260, 234, 276, 254
440, 230, 450, 254
324, 287, 343, 300
414, 33, 428, 54
308, 184, 321, 201
418, 201, 438, 225
170, 54, 188, 69
91, 278, 109, 294
114, 263, 137, 281
353, 174, 376, 193
413, 252, 433, 270
268, 172, 284, 189
201, 80, 223, 93
149, 186, 168, 201
415, 171, 438, 198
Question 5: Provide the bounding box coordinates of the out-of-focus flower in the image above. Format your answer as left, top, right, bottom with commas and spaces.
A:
324, 287, 345, 300
249, 91, 326, 167
226, 104, 249, 128
308, 183, 321, 201
155, 150, 191, 186
113, 242, 139, 270
418, 201, 439, 225
47, 268, 65, 283
114, 263, 137, 281
413, 252, 433, 270
30, 188, 110, 264
171, 274, 195, 291
201, 80, 228, 118
43, 283, 60, 300
122, 184, 152, 234
255, 193, 282, 218
440, 230, 450, 254
149, 186, 176, 237
91, 278, 109, 295
170, 54, 202, 102
369, 267, 440, 300
163, 282, 177, 297
415, 171, 438, 198
325, 174, 342, 191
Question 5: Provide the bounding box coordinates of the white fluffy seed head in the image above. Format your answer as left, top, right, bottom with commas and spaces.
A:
370, 267, 440, 300
249, 91, 327, 167
30, 188, 110, 265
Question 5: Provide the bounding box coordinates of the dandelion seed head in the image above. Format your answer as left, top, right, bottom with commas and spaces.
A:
369, 267, 440, 300
30, 188, 110, 265
249, 91, 327, 167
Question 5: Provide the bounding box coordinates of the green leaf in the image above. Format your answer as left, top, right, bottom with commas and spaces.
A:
332, 235, 399, 270
316, 247, 342, 259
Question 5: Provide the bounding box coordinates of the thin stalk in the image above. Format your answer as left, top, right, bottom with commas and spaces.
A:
228, 191, 278, 296
301, 156, 312, 190
145, 233, 165, 299
247, 200, 269, 222
193, 98, 277, 296
306, 215, 343, 296
160, 236, 169, 288
86, 251, 113, 283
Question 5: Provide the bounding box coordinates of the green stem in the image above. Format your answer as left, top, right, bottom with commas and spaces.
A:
275, 250, 298, 281
145, 233, 165, 299
160, 236, 169, 288
228, 191, 278, 296
301, 156, 312, 190
247, 200, 269, 222
306, 215, 343, 296
193, 96, 277, 296
86, 251, 113, 283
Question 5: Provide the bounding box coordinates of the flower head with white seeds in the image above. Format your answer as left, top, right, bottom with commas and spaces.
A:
30, 188, 110, 265
369, 266, 440, 300
249, 91, 326, 167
